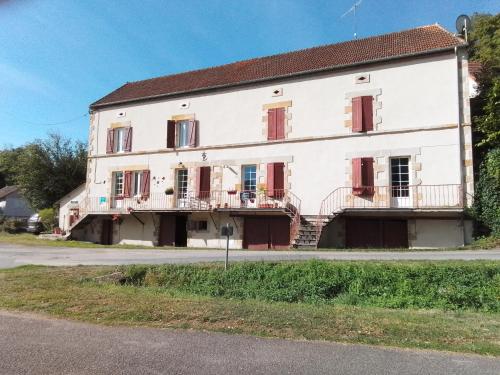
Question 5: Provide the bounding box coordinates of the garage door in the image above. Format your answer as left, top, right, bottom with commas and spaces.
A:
244, 216, 290, 250
346, 218, 408, 248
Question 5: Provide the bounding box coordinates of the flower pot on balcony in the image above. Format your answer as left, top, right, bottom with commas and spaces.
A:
224, 203, 229, 208
216, 203, 221, 208
228, 190, 237, 195
165, 187, 174, 195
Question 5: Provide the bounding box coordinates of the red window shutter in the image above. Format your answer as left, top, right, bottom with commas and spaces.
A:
124, 127, 133, 152
199, 166, 211, 199
267, 108, 277, 140
267, 163, 275, 197
276, 107, 285, 140
352, 97, 363, 132
361, 96, 373, 131
167, 120, 176, 148
141, 170, 150, 199
352, 158, 363, 196
123, 171, 132, 198
195, 167, 201, 198
106, 129, 114, 154
188, 120, 197, 147
361, 157, 374, 195
273, 162, 285, 198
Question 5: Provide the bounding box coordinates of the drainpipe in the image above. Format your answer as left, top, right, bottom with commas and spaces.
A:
454, 46, 466, 245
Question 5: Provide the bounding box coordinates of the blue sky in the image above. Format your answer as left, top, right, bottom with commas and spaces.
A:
0, 0, 498, 147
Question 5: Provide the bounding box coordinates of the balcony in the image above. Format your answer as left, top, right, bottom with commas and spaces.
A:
81, 189, 301, 215
319, 184, 464, 218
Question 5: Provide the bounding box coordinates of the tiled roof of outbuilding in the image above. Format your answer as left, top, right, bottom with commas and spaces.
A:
91, 24, 465, 108
0, 186, 18, 199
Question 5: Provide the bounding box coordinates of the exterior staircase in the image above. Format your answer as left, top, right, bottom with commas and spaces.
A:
292, 215, 331, 249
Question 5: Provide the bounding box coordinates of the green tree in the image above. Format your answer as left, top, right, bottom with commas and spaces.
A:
469, 13, 500, 236
0, 147, 24, 188
14, 133, 87, 210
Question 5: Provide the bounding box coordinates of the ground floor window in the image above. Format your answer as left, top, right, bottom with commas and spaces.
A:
189, 220, 208, 231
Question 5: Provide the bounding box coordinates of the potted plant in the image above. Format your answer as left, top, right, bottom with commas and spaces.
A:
228, 190, 237, 195
165, 187, 174, 195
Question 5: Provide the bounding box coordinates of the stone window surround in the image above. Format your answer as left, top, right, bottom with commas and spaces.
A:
344, 88, 382, 131
167, 156, 294, 194
345, 147, 422, 188
262, 100, 293, 140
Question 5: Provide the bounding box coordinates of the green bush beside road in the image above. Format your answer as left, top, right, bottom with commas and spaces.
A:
123, 260, 500, 312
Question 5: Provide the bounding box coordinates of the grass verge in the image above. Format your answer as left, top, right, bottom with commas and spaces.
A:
0, 264, 498, 356
1, 232, 498, 251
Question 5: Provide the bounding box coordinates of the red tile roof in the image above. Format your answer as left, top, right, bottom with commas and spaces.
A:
468, 61, 482, 78
0, 186, 18, 199
91, 25, 465, 108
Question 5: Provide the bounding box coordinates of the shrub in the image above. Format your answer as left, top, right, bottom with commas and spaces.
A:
38, 208, 56, 232
2, 218, 26, 233
121, 261, 500, 312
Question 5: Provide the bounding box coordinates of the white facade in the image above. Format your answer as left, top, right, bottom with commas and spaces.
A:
62, 42, 474, 249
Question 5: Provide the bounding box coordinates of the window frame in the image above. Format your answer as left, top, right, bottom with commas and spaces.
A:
113, 127, 126, 153
390, 157, 410, 198
176, 120, 190, 148
113, 171, 124, 197
132, 171, 143, 197
242, 165, 257, 192
176, 168, 189, 199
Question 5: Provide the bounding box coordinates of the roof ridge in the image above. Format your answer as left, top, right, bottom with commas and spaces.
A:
125, 24, 452, 87
91, 24, 466, 108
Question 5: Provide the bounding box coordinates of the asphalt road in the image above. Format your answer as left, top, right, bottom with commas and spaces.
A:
0, 243, 499, 269
0, 310, 498, 375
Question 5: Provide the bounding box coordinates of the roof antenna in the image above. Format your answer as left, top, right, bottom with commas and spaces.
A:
341, 0, 363, 39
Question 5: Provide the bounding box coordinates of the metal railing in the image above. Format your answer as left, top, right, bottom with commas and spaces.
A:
77, 189, 301, 246
315, 184, 464, 246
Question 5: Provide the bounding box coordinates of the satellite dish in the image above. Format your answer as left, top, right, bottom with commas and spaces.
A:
456, 14, 472, 40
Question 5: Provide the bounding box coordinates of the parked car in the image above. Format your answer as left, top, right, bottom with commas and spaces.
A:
27, 214, 44, 234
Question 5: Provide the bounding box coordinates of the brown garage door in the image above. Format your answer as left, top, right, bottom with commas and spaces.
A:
244, 216, 290, 250
346, 218, 408, 248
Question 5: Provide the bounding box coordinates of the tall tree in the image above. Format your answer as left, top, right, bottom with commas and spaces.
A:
469, 13, 500, 236
0, 147, 24, 188
14, 133, 87, 210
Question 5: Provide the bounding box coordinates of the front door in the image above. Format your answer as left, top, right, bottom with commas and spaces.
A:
100, 219, 113, 245
390, 157, 411, 208
158, 214, 188, 247
159, 215, 176, 246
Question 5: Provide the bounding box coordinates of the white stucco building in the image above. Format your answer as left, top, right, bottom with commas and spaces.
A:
62, 25, 474, 249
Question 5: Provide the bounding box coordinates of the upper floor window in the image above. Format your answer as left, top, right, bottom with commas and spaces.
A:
167, 119, 197, 149
352, 96, 373, 133
106, 127, 132, 154
267, 107, 285, 140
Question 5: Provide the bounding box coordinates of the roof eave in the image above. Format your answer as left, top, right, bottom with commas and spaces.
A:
89, 45, 464, 110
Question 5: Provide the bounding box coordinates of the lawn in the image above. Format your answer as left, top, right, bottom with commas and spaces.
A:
1, 231, 498, 251
0, 262, 498, 356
